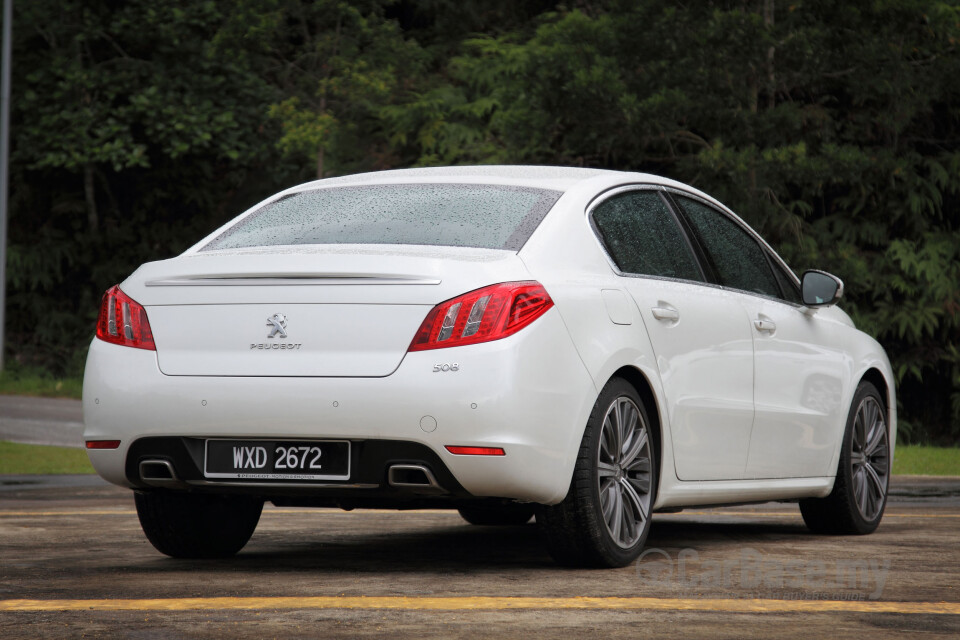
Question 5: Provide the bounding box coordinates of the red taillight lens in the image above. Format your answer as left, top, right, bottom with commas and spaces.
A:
408, 281, 554, 352
86, 440, 121, 450
445, 446, 506, 456
96, 285, 156, 350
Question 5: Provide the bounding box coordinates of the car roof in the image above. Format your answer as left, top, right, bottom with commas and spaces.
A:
289, 165, 677, 193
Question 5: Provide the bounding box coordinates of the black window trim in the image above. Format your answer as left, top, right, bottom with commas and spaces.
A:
659, 191, 719, 284
662, 187, 805, 307
585, 183, 805, 307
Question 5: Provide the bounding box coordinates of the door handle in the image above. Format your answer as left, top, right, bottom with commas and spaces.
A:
652, 306, 680, 321
754, 318, 776, 333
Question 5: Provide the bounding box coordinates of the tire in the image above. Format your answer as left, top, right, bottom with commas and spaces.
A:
536, 378, 658, 568
800, 381, 890, 535
134, 491, 263, 558
458, 503, 535, 526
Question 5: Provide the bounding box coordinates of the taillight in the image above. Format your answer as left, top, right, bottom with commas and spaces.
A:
96, 285, 156, 350
408, 281, 554, 352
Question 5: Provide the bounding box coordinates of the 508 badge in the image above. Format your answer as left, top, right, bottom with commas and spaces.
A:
433, 363, 460, 372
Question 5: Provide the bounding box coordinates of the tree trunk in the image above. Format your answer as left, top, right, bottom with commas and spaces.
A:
84, 163, 98, 232
764, 0, 775, 109
314, 14, 340, 181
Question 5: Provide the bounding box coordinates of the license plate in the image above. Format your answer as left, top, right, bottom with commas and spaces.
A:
204, 440, 350, 481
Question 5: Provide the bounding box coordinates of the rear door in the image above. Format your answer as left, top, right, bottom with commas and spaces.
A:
590, 188, 755, 481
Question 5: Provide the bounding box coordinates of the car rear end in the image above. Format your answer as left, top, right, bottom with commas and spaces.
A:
82, 178, 597, 507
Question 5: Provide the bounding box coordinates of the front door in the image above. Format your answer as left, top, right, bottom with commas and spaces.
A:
740, 297, 847, 478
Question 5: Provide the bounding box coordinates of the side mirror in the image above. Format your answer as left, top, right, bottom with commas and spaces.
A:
801, 270, 844, 307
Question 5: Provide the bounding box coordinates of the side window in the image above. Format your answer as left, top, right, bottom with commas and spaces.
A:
591, 191, 703, 281
675, 196, 781, 298
769, 259, 802, 304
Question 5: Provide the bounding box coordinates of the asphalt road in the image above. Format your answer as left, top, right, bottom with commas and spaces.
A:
0, 395, 83, 448
1, 477, 958, 639
1, 396, 958, 638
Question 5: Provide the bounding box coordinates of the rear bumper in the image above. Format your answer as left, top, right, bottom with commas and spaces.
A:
124, 435, 475, 508
82, 311, 597, 505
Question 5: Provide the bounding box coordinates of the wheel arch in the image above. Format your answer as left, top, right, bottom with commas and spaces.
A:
860, 367, 891, 415
859, 366, 897, 463
606, 365, 664, 484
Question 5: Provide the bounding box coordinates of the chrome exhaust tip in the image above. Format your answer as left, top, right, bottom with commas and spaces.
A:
139, 459, 185, 488
387, 464, 443, 492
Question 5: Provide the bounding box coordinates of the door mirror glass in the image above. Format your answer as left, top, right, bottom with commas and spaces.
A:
801, 270, 844, 307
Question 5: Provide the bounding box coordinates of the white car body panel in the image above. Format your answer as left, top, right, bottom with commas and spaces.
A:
130, 248, 534, 378
83, 307, 597, 505
151, 302, 428, 377
742, 297, 849, 478
621, 277, 756, 481
83, 165, 897, 512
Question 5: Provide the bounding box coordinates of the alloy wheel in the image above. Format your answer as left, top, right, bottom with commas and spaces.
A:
597, 396, 653, 549
850, 396, 889, 522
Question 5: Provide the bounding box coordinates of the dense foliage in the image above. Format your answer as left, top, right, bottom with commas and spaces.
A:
4, 0, 958, 442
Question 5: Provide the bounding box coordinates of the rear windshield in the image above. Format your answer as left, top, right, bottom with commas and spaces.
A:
201, 183, 562, 252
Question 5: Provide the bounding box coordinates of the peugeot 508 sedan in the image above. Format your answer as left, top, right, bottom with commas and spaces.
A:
83, 166, 895, 567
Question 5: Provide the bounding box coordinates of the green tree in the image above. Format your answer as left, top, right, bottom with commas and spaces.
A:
7, 0, 287, 371
262, 0, 426, 178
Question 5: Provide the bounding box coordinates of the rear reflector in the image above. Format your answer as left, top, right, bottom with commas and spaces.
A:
445, 446, 505, 456
86, 440, 121, 450
409, 281, 553, 352
96, 285, 156, 350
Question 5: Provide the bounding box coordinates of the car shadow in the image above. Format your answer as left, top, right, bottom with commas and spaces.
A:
237, 521, 550, 571
649, 518, 812, 548
122, 515, 816, 574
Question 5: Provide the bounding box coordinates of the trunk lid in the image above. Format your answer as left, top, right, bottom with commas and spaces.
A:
121, 246, 531, 377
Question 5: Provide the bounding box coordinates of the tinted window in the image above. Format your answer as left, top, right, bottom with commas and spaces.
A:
770, 259, 802, 303
676, 196, 780, 297
591, 191, 702, 281
202, 184, 561, 251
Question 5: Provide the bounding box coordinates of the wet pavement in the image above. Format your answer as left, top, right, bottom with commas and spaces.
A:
0, 475, 957, 638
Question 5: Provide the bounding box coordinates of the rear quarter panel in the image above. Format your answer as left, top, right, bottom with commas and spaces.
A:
519, 179, 681, 507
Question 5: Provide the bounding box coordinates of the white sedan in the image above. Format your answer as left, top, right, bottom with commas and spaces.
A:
82, 166, 896, 567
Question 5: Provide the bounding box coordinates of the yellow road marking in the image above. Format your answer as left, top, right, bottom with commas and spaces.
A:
0, 509, 455, 517
0, 511, 136, 516
678, 511, 960, 519
0, 509, 957, 518
0, 596, 957, 614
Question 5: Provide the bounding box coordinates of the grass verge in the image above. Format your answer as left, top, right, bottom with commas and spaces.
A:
0, 442, 956, 477
893, 444, 960, 476
0, 441, 94, 475
0, 371, 82, 399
